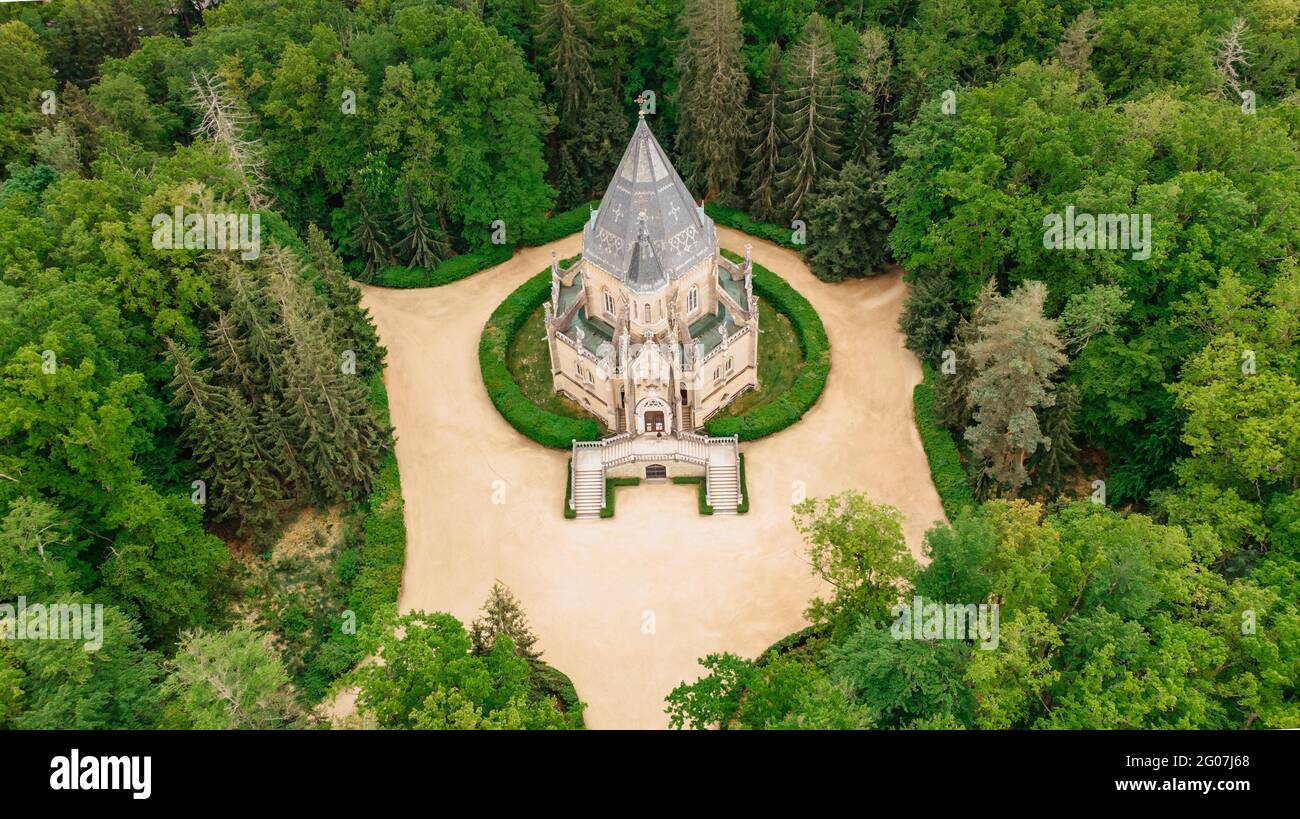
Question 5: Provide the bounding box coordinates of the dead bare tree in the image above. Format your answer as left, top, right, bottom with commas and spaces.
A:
1213, 19, 1252, 101
188, 71, 273, 211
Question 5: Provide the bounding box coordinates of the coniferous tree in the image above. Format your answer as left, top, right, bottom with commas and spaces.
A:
1055, 9, 1099, 73
263, 247, 388, 502
535, 0, 597, 124
744, 43, 785, 223
674, 0, 750, 199
803, 156, 891, 281
166, 340, 283, 539
470, 581, 542, 663
900, 269, 960, 365
394, 183, 448, 273
1030, 383, 1081, 495
964, 281, 1068, 494
307, 224, 385, 377
935, 278, 997, 432
777, 14, 841, 222
350, 198, 391, 283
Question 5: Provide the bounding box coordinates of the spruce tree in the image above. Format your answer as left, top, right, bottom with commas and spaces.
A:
166, 340, 283, 539
1030, 383, 1081, 495
350, 198, 391, 283
744, 43, 785, 223
963, 281, 1068, 494
393, 184, 448, 273
263, 247, 388, 502
935, 278, 997, 432
306, 224, 385, 377
803, 155, 891, 281
470, 581, 542, 663
899, 269, 959, 365
535, 0, 597, 124
673, 0, 750, 199
777, 14, 841, 222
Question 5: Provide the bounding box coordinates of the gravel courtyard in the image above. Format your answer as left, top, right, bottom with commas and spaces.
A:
359, 227, 947, 729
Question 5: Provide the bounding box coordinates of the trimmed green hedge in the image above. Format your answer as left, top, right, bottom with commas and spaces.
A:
563, 458, 576, 519
602, 477, 641, 518
913, 362, 977, 519
481, 269, 601, 449
373, 245, 513, 288
526, 201, 596, 245
736, 453, 750, 514
371, 201, 596, 289
672, 475, 714, 515
705, 253, 830, 441
705, 203, 804, 250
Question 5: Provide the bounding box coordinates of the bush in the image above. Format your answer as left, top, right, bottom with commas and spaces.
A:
736, 453, 750, 514
563, 459, 576, 519
481, 271, 601, 449
705, 256, 830, 441
913, 363, 977, 519
705, 203, 803, 250
371, 201, 596, 289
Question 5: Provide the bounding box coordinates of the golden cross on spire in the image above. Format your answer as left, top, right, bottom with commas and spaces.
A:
635, 93, 646, 118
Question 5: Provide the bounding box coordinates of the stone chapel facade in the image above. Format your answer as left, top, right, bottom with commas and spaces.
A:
544, 116, 759, 437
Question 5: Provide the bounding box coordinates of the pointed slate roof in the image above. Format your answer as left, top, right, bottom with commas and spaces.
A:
583, 118, 716, 291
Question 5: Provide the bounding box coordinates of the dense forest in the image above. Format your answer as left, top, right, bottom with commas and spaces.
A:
0, 0, 1296, 728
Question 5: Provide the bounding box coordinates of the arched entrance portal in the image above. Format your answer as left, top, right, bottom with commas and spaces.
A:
634, 395, 673, 435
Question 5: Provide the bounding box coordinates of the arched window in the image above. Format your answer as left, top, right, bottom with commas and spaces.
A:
644, 303, 651, 323
726, 357, 734, 374
603, 289, 615, 315
688, 286, 698, 312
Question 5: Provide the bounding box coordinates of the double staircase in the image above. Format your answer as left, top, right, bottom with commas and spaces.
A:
569, 431, 741, 519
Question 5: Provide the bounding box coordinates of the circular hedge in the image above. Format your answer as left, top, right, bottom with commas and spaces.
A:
479, 267, 600, 449
704, 257, 830, 441
480, 254, 828, 449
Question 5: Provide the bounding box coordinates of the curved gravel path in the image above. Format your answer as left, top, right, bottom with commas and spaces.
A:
359, 227, 947, 729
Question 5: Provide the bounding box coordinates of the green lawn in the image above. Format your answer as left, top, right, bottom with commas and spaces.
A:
507, 298, 802, 429
708, 298, 802, 420
507, 306, 610, 433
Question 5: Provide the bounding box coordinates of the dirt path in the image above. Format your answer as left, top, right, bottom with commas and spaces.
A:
359, 227, 947, 729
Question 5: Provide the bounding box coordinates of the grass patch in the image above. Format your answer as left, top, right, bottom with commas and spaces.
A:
709, 299, 800, 420
508, 304, 610, 428
480, 260, 601, 449
705, 251, 830, 441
